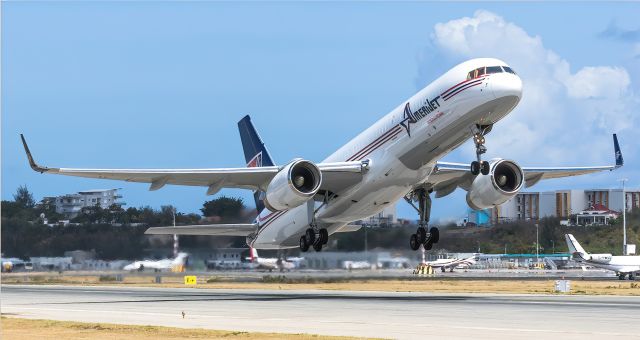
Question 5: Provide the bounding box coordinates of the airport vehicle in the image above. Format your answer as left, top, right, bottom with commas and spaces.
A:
565, 234, 639, 280
248, 248, 301, 272
21, 58, 624, 252
426, 254, 478, 272
123, 252, 188, 272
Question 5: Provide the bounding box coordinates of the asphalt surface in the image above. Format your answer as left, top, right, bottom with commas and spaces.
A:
2, 285, 640, 339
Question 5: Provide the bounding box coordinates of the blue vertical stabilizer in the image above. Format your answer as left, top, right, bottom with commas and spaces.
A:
237, 115, 275, 213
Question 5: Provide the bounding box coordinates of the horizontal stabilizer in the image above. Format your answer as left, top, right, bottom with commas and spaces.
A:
145, 224, 257, 236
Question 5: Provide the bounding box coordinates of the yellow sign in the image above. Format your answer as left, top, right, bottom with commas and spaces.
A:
184, 276, 197, 285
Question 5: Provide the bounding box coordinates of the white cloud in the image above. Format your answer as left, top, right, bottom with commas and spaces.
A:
418, 10, 638, 166
565, 66, 630, 99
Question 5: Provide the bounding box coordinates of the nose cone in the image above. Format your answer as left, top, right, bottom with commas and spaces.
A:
492, 73, 523, 101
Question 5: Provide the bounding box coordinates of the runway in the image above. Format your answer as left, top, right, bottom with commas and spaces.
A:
3, 285, 640, 339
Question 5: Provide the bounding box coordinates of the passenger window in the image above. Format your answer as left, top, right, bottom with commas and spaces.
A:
502, 66, 516, 74
486, 66, 502, 74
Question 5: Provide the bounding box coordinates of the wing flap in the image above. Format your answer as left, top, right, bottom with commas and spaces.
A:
145, 224, 257, 236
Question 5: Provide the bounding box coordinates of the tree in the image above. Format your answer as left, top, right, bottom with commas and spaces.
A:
201, 196, 245, 221
13, 185, 35, 209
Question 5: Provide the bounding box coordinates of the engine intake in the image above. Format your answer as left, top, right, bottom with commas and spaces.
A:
264, 159, 322, 211
466, 159, 524, 210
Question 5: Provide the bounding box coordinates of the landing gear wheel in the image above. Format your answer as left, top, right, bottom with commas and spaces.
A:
416, 227, 427, 244
313, 241, 323, 252
480, 161, 490, 175
424, 240, 434, 250
409, 234, 420, 251
319, 228, 329, 245
305, 228, 316, 245
470, 161, 480, 176
629, 273, 635, 281
299, 236, 309, 252
619, 273, 626, 280
441, 267, 446, 273
429, 227, 440, 244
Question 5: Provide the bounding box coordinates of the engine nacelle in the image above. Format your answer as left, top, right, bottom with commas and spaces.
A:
264, 159, 322, 211
466, 159, 524, 210
589, 254, 612, 263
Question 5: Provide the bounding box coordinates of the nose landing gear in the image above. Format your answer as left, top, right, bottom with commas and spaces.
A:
471, 125, 491, 176
405, 188, 439, 251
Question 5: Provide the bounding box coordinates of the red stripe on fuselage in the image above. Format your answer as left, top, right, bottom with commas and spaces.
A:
346, 126, 401, 161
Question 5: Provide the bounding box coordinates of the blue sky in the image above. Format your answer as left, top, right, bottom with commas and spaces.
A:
3, 2, 639, 222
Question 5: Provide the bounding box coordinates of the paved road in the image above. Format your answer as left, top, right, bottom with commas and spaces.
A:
2, 285, 640, 339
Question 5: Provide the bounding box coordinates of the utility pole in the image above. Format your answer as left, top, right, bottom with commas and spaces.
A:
535, 223, 539, 262
551, 239, 555, 254
620, 179, 628, 255
172, 207, 178, 258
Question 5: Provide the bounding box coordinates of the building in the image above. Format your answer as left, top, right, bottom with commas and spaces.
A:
361, 204, 397, 227
575, 204, 620, 226
490, 188, 639, 224
53, 189, 123, 218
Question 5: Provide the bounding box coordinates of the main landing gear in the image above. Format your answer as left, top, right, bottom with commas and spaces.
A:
405, 188, 439, 251
470, 125, 491, 176
299, 227, 328, 252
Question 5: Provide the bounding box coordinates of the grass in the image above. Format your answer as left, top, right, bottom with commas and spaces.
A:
0, 317, 367, 340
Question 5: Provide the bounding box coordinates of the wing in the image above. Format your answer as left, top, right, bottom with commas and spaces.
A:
427, 134, 623, 198
145, 223, 258, 236
21, 134, 368, 196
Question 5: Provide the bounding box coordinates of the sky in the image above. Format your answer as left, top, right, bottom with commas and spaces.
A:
2, 2, 639, 222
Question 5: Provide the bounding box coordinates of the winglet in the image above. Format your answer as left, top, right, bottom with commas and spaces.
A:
613, 133, 623, 168
20, 134, 51, 173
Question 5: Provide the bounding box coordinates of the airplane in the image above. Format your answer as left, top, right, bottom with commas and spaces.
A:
123, 252, 189, 272
247, 248, 300, 272
21, 58, 624, 252
425, 254, 478, 273
565, 234, 640, 280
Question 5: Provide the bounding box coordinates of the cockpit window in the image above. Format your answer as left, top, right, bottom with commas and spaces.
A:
502, 66, 516, 74
486, 66, 502, 74
467, 67, 487, 80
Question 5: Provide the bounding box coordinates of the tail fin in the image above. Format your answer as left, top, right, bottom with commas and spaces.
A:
613, 133, 624, 168
249, 247, 259, 262
173, 252, 189, 266
565, 234, 589, 260
238, 115, 275, 213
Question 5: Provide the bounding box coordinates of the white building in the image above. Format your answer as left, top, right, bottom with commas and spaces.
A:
54, 189, 123, 218
492, 188, 639, 224
362, 203, 397, 227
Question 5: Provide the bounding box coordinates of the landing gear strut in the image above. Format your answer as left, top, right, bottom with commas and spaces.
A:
471, 125, 491, 176
405, 188, 439, 251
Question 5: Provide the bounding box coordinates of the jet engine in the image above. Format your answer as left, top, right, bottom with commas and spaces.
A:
264, 159, 322, 211
589, 254, 612, 263
466, 159, 524, 210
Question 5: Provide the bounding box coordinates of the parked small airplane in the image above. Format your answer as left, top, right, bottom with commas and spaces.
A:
123, 252, 189, 272
247, 248, 301, 272
426, 254, 478, 272
22, 58, 623, 252
565, 234, 640, 280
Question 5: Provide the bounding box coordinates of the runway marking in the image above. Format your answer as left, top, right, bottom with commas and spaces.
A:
5, 306, 640, 337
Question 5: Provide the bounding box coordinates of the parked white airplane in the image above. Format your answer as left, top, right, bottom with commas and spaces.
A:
565, 234, 639, 280
248, 248, 300, 272
123, 252, 189, 272
22, 58, 624, 252
426, 254, 478, 272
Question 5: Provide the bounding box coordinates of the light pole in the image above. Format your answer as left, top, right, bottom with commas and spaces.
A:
535, 223, 539, 262
620, 179, 628, 255
551, 239, 555, 254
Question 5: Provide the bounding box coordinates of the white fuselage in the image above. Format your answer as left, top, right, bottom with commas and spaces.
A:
579, 255, 640, 274
252, 58, 523, 249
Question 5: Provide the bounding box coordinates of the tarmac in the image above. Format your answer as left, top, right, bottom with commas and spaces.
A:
3, 284, 640, 339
